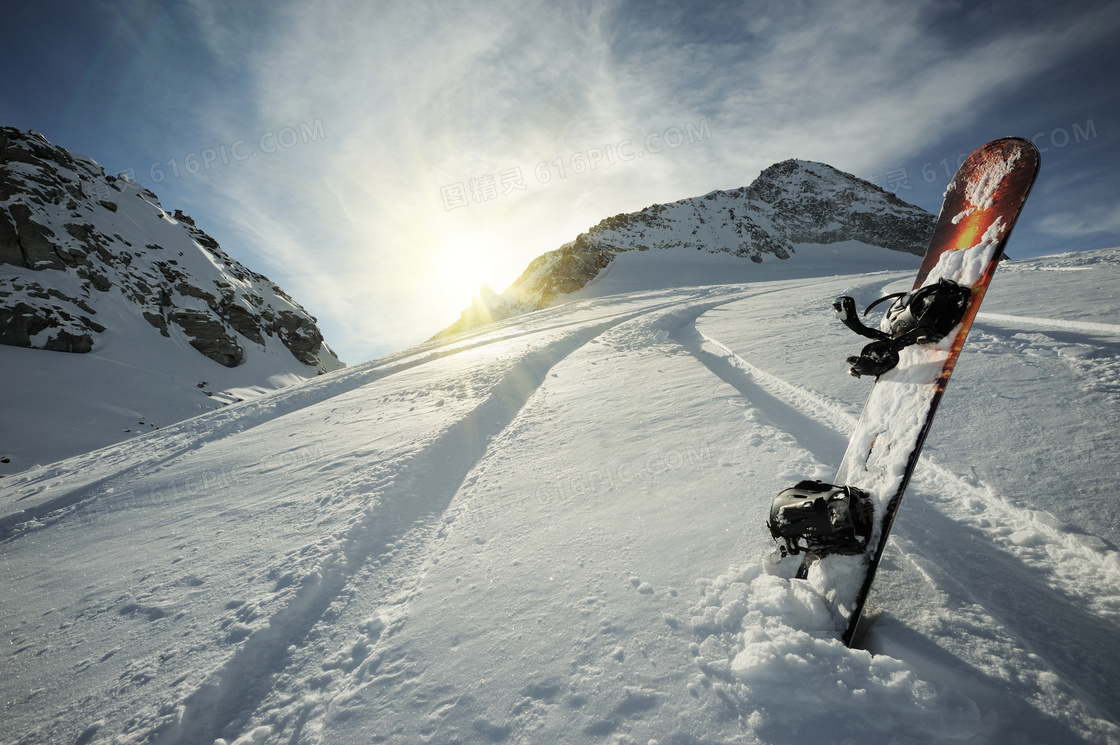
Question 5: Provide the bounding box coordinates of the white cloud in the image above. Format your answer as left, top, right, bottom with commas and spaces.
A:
173, 0, 1120, 362
1038, 204, 1120, 238
616, 0, 1120, 180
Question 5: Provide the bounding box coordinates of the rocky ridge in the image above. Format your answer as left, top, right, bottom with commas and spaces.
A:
439, 159, 935, 337
0, 126, 340, 370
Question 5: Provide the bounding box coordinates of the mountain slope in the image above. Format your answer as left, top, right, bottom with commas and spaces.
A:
440, 159, 934, 337
2, 248, 1118, 745
0, 127, 344, 472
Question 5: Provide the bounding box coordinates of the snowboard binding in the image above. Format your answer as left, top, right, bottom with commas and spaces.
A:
834, 279, 971, 377
767, 480, 874, 563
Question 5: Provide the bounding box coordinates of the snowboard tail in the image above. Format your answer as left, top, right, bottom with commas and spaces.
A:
774, 138, 1040, 647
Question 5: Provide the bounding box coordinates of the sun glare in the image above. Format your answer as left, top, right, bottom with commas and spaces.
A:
432, 242, 497, 313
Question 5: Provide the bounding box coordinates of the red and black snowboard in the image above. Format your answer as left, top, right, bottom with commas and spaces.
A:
780, 138, 1040, 646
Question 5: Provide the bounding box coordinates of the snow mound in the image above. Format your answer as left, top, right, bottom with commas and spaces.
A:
690, 563, 990, 743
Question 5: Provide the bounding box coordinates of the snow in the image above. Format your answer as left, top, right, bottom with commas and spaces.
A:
0, 307, 331, 474
951, 145, 1023, 225
3, 246, 1120, 744
926, 218, 1004, 288
0, 130, 342, 475
570, 240, 922, 299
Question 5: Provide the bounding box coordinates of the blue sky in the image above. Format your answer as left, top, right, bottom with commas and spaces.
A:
3, 0, 1118, 363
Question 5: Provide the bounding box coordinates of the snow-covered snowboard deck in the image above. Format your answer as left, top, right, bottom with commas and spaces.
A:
802, 138, 1040, 646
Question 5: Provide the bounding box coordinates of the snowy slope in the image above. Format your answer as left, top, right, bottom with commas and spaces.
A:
0, 128, 344, 474
2, 248, 1120, 745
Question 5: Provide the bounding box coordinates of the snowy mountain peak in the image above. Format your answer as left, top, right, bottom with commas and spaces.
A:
439, 159, 935, 338
0, 126, 340, 370
0, 126, 344, 473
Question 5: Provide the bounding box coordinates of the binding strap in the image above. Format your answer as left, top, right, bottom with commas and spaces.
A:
833, 296, 888, 341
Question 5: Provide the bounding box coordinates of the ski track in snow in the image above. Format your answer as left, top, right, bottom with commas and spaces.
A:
4, 252, 1120, 745
152, 318, 633, 745
0, 294, 693, 542
225, 289, 779, 743
976, 312, 1120, 337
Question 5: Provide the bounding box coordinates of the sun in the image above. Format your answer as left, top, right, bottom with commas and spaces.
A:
432, 241, 498, 313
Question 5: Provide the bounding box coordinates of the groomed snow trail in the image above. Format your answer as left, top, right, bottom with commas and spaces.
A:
3, 250, 1119, 745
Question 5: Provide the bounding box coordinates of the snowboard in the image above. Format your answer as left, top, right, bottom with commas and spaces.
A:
794, 137, 1040, 647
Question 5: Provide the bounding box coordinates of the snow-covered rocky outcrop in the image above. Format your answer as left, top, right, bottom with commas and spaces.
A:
0, 127, 343, 472
438, 160, 935, 338
0, 127, 339, 368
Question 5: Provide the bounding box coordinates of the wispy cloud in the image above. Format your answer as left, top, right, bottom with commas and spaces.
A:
167, 0, 1120, 361
1038, 204, 1120, 239
606, 0, 1120, 179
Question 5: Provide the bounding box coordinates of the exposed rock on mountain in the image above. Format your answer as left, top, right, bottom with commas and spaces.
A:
0, 126, 340, 370
0, 127, 345, 473
437, 160, 934, 338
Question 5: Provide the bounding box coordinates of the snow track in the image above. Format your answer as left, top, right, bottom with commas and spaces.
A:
976, 312, 1120, 337
234, 290, 769, 744
110, 289, 766, 745
0, 296, 690, 542
153, 318, 630, 744
149, 292, 757, 745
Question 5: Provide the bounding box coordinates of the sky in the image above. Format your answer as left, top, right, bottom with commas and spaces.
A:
2, 0, 1118, 364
